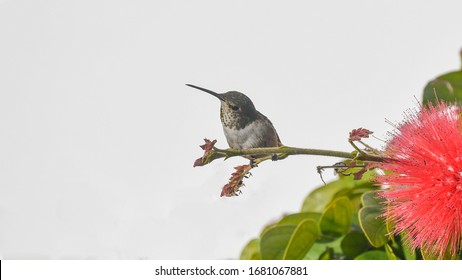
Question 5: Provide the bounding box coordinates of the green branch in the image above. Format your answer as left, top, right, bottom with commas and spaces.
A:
199, 145, 385, 166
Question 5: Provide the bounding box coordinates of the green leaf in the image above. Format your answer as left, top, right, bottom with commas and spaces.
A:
401, 242, 416, 260
283, 219, 319, 260
318, 247, 334, 260
240, 238, 261, 260
358, 207, 387, 247
421, 244, 459, 260
320, 196, 352, 238
361, 190, 384, 207
334, 185, 376, 202
301, 179, 349, 213
358, 192, 388, 248
301, 170, 377, 213
278, 212, 321, 226
260, 225, 296, 260
341, 231, 370, 259
334, 182, 377, 222
303, 238, 343, 260
423, 71, 462, 105
354, 250, 389, 260
385, 243, 399, 260
423, 52, 462, 105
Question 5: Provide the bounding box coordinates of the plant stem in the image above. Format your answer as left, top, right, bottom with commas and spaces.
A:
213, 145, 385, 162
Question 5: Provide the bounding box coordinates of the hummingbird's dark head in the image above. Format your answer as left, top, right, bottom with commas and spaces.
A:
216, 91, 259, 130
186, 84, 259, 129
220, 91, 257, 116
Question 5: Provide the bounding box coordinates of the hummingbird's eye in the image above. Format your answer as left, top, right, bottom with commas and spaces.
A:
230, 105, 239, 111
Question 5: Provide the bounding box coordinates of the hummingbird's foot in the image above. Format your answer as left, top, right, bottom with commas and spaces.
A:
271, 153, 288, 161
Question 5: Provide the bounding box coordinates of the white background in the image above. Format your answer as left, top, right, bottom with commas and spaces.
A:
1, 0, 461, 259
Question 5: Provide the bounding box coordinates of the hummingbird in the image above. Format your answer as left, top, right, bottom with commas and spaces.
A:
186, 84, 282, 154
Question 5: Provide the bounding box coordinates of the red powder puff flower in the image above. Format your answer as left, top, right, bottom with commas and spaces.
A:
376, 101, 462, 259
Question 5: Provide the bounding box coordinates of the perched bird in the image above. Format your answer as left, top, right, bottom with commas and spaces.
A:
186, 84, 282, 152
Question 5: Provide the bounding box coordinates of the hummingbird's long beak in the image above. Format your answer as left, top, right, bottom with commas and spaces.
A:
186, 84, 225, 101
